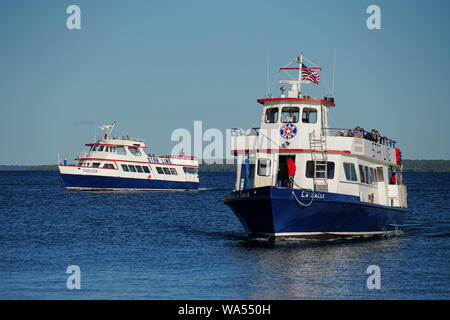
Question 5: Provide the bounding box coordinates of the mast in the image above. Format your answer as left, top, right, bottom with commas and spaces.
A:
331, 47, 336, 97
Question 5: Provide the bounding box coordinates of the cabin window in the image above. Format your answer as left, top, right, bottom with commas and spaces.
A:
281, 107, 299, 123
257, 158, 271, 176
169, 168, 178, 175
128, 165, 137, 172
302, 108, 317, 123
143, 166, 150, 173
90, 145, 96, 151
305, 161, 335, 179
116, 146, 126, 155
92, 163, 100, 167
365, 166, 371, 184
343, 162, 358, 181
162, 167, 171, 175
265, 107, 279, 124
376, 167, 384, 183
370, 167, 377, 184
97, 146, 104, 152
359, 165, 366, 183
135, 165, 143, 173
103, 163, 115, 169
128, 147, 141, 156
359, 165, 376, 184
183, 167, 197, 174
156, 167, 164, 174
121, 164, 129, 172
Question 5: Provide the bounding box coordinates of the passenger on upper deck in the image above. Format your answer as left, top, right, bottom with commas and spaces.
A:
336, 131, 344, 136
371, 129, 378, 143
354, 126, 364, 138
363, 128, 372, 140
347, 129, 354, 137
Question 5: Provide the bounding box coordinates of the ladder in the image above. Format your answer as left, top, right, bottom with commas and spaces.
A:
309, 129, 329, 192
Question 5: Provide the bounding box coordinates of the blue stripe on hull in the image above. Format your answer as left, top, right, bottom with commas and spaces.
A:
224, 186, 406, 236
60, 173, 199, 190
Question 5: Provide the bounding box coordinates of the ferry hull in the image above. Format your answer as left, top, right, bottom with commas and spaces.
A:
60, 173, 199, 191
224, 186, 406, 238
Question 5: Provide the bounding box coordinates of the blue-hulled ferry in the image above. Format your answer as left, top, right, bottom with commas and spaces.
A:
58, 122, 199, 190
224, 54, 407, 238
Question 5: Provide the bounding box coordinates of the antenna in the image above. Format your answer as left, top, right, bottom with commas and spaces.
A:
331, 46, 336, 97
266, 49, 270, 97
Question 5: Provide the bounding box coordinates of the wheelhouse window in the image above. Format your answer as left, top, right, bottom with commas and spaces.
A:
121, 164, 129, 172
281, 107, 299, 123
128, 147, 141, 156
257, 158, 271, 176
302, 108, 317, 123
306, 161, 335, 179
97, 146, 104, 152
265, 107, 279, 124
343, 162, 358, 181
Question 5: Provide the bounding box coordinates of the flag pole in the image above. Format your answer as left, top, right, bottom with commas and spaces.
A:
297, 54, 303, 97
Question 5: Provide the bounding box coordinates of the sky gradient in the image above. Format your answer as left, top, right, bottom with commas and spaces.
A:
1, 0, 449, 165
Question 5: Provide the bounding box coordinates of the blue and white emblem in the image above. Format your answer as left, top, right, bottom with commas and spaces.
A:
280, 123, 297, 140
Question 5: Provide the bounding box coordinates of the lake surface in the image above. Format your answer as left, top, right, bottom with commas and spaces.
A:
0, 171, 448, 299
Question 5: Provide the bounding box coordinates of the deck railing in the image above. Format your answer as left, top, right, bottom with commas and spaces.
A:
325, 127, 397, 148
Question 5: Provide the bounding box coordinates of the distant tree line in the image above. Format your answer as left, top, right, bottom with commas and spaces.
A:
0, 160, 449, 172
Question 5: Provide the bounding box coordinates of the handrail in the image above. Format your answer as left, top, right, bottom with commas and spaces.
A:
231, 128, 260, 137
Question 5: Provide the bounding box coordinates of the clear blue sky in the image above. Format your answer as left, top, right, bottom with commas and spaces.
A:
1, 0, 449, 165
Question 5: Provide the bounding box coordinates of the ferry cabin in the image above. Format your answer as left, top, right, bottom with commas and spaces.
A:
231, 97, 407, 209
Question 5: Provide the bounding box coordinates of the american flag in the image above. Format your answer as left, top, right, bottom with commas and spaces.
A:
302, 63, 320, 85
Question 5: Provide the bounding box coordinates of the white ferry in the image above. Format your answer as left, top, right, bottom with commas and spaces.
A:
224, 54, 407, 238
58, 122, 199, 190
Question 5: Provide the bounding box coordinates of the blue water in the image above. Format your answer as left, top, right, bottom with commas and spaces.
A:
0, 171, 448, 299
